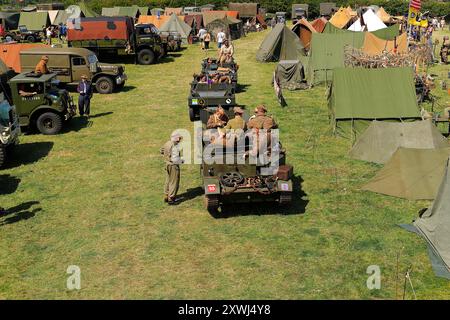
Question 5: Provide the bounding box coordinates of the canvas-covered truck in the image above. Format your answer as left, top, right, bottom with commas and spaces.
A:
67, 17, 164, 65
200, 109, 293, 213
8, 72, 76, 135
0, 93, 20, 168
19, 47, 127, 94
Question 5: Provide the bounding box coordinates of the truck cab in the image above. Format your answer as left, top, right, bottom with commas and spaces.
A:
134, 24, 165, 63
8, 72, 76, 135
20, 47, 127, 94
0, 93, 20, 167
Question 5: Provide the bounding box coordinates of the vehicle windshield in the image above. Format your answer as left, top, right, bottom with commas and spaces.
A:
0, 100, 12, 127
18, 25, 28, 32
87, 54, 98, 64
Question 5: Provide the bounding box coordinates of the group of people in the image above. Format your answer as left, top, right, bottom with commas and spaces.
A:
32, 55, 93, 117
161, 104, 278, 205
44, 23, 67, 45
193, 72, 232, 84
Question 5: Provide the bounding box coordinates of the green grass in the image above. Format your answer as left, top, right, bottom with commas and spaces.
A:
1, 29, 450, 299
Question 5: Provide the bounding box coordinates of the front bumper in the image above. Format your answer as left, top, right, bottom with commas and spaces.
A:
116, 73, 127, 85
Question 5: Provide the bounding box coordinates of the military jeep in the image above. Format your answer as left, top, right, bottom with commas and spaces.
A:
8, 72, 76, 135
0, 93, 20, 168
4, 25, 42, 43
200, 112, 293, 213
188, 80, 236, 122
201, 58, 238, 87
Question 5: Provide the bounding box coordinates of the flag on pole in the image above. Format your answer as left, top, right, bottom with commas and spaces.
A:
408, 0, 428, 28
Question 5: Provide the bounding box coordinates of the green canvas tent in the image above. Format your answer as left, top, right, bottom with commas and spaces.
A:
116, 7, 140, 18
52, 10, 69, 25
329, 67, 421, 138
101, 7, 120, 17
274, 60, 306, 90
362, 147, 450, 200
412, 158, 450, 278
135, 6, 149, 16
19, 11, 50, 31
159, 13, 192, 44
307, 32, 364, 85
79, 1, 98, 18
206, 16, 244, 41
350, 120, 449, 164
256, 23, 305, 62
323, 21, 400, 40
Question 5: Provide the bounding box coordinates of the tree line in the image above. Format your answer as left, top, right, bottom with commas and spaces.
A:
57, 0, 450, 18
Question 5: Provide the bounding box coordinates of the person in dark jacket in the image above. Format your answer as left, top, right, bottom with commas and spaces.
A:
77, 75, 93, 118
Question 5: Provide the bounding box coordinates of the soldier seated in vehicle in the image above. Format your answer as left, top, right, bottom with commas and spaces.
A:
18, 83, 39, 97
206, 106, 229, 130
218, 40, 234, 66
223, 106, 246, 146
247, 105, 278, 157
193, 73, 208, 83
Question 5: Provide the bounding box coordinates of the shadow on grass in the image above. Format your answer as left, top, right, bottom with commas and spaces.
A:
236, 83, 251, 93
63, 117, 92, 133
0, 174, 21, 195
159, 56, 176, 64
120, 85, 137, 93
0, 201, 41, 227
210, 175, 309, 219
89, 111, 114, 119
3, 142, 53, 169
169, 187, 204, 205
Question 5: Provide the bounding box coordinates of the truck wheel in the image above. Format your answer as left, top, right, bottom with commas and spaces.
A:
26, 35, 36, 43
204, 195, 219, 213
137, 49, 155, 65
95, 76, 114, 94
36, 112, 63, 135
0, 145, 5, 168
279, 192, 292, 206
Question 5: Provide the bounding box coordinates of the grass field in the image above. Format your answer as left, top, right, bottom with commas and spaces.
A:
0, 28, 450, 299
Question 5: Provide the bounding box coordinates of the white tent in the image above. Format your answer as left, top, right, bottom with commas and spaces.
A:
38, 10, 59, 25
348, 8, 386, 32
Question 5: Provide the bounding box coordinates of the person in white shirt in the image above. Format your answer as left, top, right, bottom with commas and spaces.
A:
197, 27, 207, 49
216, 29, 226, 49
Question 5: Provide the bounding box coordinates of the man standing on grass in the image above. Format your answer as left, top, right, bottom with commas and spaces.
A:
161, 132, 184, 205
216, 29, 226, 49
77, 75, 93, 118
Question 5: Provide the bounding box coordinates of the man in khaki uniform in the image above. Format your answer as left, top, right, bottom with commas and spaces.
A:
219, 40, 234, 65
247, 105, 277, 130
247, 105, 277, 156
35, 56, 49, 74
224, 106, 246, 130
161, 132, 184, 204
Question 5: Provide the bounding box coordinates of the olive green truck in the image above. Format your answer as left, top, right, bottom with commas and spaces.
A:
20, 47, 127, 94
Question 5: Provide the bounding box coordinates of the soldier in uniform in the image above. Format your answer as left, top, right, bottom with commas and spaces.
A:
161, 132, 184, 205
35, 56, 49, 74
224, 106, 246, 130
247, 105, 277, 130
206, 106, 229, 129
247, 105, 277, 157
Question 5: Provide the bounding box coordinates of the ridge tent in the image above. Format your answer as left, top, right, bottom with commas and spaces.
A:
18, 11, 50, 31
102, 7, 140, 19
376, 7, 392, 24
328, 67, 421, 138
137, 15, 171, 29
135, 6, 149, 16
159, 13, 192, 44
52, 10, 69, 26
320, 3, 337, 17
350, 120, 449, 164
165, 8, 183, 16
256, 23, 305, 62
228, 3, 259, 18
411, 158, 450, 279
329, 7, 354, 29
40, 10, 59, 25
361, 32, 407, 55
202, 11, 239, 26
362, 148, 450, 200
0, 12, 20, 30
206, 16, 244, 41
292, 18, 317, 50
306, 32, 365, 85
348, 9, 387, 32
79, 1, 98, 18
311, 17, 328, 33
101, 8, 120, 17
184, 14, 204, 29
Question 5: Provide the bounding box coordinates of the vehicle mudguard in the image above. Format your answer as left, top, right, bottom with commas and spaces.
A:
277, 179, 292, 192
204, 177, 221, 195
